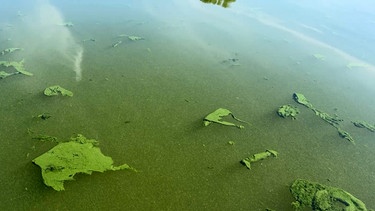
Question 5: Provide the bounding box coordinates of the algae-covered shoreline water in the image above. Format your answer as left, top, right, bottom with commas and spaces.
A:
1, 0, 375, 210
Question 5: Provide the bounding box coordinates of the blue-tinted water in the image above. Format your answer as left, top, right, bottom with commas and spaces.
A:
1, 0, 374, 210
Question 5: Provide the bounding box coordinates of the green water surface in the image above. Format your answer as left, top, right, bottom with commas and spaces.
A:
1, 1, 374, 210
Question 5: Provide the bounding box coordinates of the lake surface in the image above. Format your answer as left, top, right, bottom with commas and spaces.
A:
1, 0, 374, 210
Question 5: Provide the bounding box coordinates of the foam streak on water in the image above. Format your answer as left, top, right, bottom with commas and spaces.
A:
73, 47, 84, 81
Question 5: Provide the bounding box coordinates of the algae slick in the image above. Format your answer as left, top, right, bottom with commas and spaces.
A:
290, 179, 370, 211
33, 134, 135, 191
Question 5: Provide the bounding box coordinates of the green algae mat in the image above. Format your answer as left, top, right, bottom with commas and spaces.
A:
33, 134, 135, 191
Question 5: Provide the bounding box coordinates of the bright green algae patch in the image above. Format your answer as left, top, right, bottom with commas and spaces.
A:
44, 85, 73, 97
290, 179, 369, 211
240, 149, 278, 170
33, 134, 135, 191
203, 108, 248, 129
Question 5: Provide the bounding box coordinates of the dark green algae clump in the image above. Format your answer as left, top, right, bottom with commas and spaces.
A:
290, 179, 370, 211
33, 134, 135, 191
277, 104, 299, 119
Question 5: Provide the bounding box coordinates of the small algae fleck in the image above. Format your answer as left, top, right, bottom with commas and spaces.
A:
33, 134, 136, 191
203, 108, 248, 129
313, 53, 325, 60
58, 22, 74, 27
127, 35, 144, 41
37, 113, 52, 120
346, 62, 368, 69
290, 179, 369, 211
112, 40, 122, 48
44, 85, 73, 97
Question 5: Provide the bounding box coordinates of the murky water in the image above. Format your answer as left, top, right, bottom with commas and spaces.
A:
1, 0, 374, 210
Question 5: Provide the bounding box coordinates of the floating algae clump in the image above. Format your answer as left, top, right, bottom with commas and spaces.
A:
240, 149, 278, 170
290, 179, 369, 211
277, 105, 299, 119
293, 93, 313, 109
112, 40, 122, 48
337, 127, 356, 144
200, 0, 236, 8
1, 47, 23, 56
127, 35, 144, 41
352, 121, 375, 132
292, 93, 355, 144
312, 109, 342, 127
44, 85, 73, 97
117, 34, 144, 41
33, 134, 135, 191
0, 71, 13, 79
346, 62, 368, 69
203, 108, 248, 129
0, 59, 33, 78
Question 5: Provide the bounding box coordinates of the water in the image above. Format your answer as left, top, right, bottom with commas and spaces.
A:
1, 0, 374, 210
